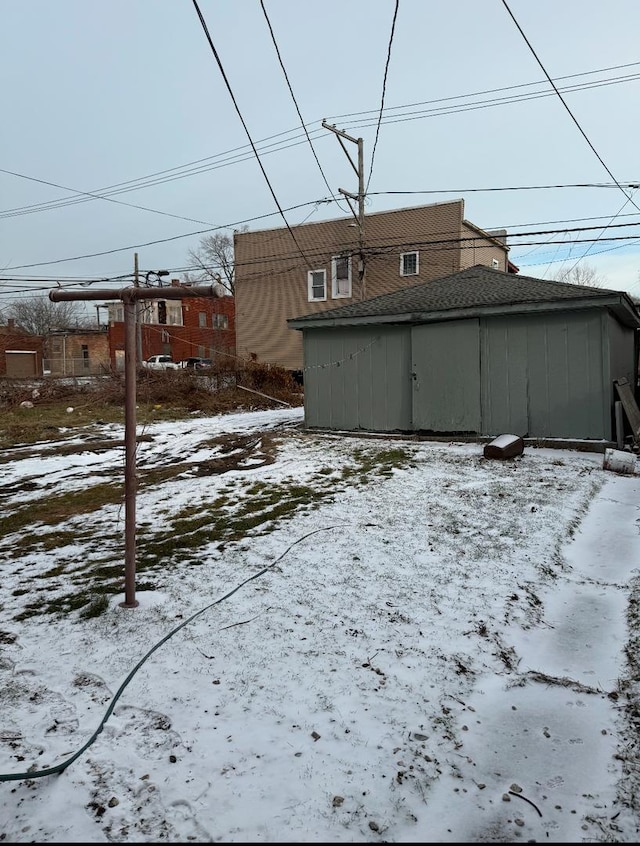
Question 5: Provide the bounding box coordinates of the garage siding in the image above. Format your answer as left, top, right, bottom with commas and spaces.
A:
481, 311, 609, 439
300, 306, 630, 441
480, 319, 529, 436
411, 320, 481, 432
302, 326, 411, 431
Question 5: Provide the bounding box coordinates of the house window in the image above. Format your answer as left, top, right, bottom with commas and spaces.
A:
213, 313, 229, 329
81, 344, 89, 371
139, 302, 153, 324
166, 303, 183, 325
308, 269, 327, 302
492, 258, 500, 269
110, 304, 124, 323
198, 312, 207, 327
400, 252, 419, 276
158, 301, 167, 325
332, 255, 351, 298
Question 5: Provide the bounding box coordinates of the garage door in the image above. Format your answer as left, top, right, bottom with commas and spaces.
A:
411, 320, 481, 432
6, 351, 37, 378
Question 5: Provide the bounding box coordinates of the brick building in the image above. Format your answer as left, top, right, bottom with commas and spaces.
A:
0, 319, 44, 377
44, 328, 110, 376
106, 280, 236, 369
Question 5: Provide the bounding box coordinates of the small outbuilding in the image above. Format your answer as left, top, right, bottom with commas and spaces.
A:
288, 265, 640, 442
0, 320, 44, 377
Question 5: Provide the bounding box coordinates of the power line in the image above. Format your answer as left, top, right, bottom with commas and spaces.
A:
259, 0, 348, 214
0, 167, 215, 226
3, 180, 640, 275
369, 182, 640, 195
1, 230, 639, 298
189, 0, 313, 269
4, 211, 640, 277
329, 59, 640, 121
1, 62, 637, 221
501, 0, 640, 217
555, 189, 638, 281
517, 237, 640, 269
333, 73, 640, 132
366, 0, 400, 193
0, 134, 328, 220
6, 181, 636, 272
3, 199, 328, 270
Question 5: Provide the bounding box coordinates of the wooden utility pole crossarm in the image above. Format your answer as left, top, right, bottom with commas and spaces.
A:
49, 280, 221, 609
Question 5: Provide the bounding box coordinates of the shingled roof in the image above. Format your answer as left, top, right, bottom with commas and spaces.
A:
288, 265, 640, 329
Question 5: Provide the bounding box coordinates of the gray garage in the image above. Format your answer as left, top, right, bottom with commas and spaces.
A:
288, 265, 640, 442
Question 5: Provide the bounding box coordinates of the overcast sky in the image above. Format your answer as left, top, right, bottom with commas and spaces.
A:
2, 0, 640, 311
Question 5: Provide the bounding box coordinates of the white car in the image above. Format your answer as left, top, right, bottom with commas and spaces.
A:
141, 355, 179, 370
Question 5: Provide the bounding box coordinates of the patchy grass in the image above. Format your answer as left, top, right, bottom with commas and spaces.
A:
2, 428, 416, 621
0, 484, 123, 540
0, 367, 303, 448
139, 480, 329, 563
78, 595, 111, 620
341, 446, 414, 480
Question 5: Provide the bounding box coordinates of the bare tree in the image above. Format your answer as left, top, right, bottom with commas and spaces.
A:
6, 296, 88, 335
550, 262, 606, 288
186, 227, 248, 296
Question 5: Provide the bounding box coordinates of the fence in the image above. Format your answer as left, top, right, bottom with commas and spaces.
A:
43, 357, 112, 377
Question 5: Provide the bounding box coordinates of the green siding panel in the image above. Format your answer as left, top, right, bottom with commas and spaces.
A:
526, 312, 606, 439
481, 320, 528, 436
301, 306, 632, 441
303, 327, 411, 431
411, 320, 481, 432
482, 311, 608, 439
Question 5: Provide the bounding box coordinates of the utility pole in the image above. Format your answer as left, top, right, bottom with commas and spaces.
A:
322, 121, 366, 299
50, 281, 221, 609
133, 252, 143, 363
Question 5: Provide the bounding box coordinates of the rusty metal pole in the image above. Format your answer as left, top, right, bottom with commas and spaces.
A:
121, 291, 139, 608
49, 283, 219, 609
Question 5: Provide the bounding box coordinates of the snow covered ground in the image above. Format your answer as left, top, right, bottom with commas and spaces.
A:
1, 406, 639, 842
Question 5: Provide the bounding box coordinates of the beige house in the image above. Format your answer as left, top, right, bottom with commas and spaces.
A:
234, 199, 511, 372
44, 328, 110, 376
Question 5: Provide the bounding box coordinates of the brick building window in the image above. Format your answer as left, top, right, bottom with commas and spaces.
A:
198, 312, 207, 327
213, 314, 229, 329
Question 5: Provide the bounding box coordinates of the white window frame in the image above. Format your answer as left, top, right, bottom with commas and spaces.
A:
331, 254, 352, 299
400, 251, 419, 277
166, 302, 183, 326
109, 304, 124, 323
308, 269, 327, 302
